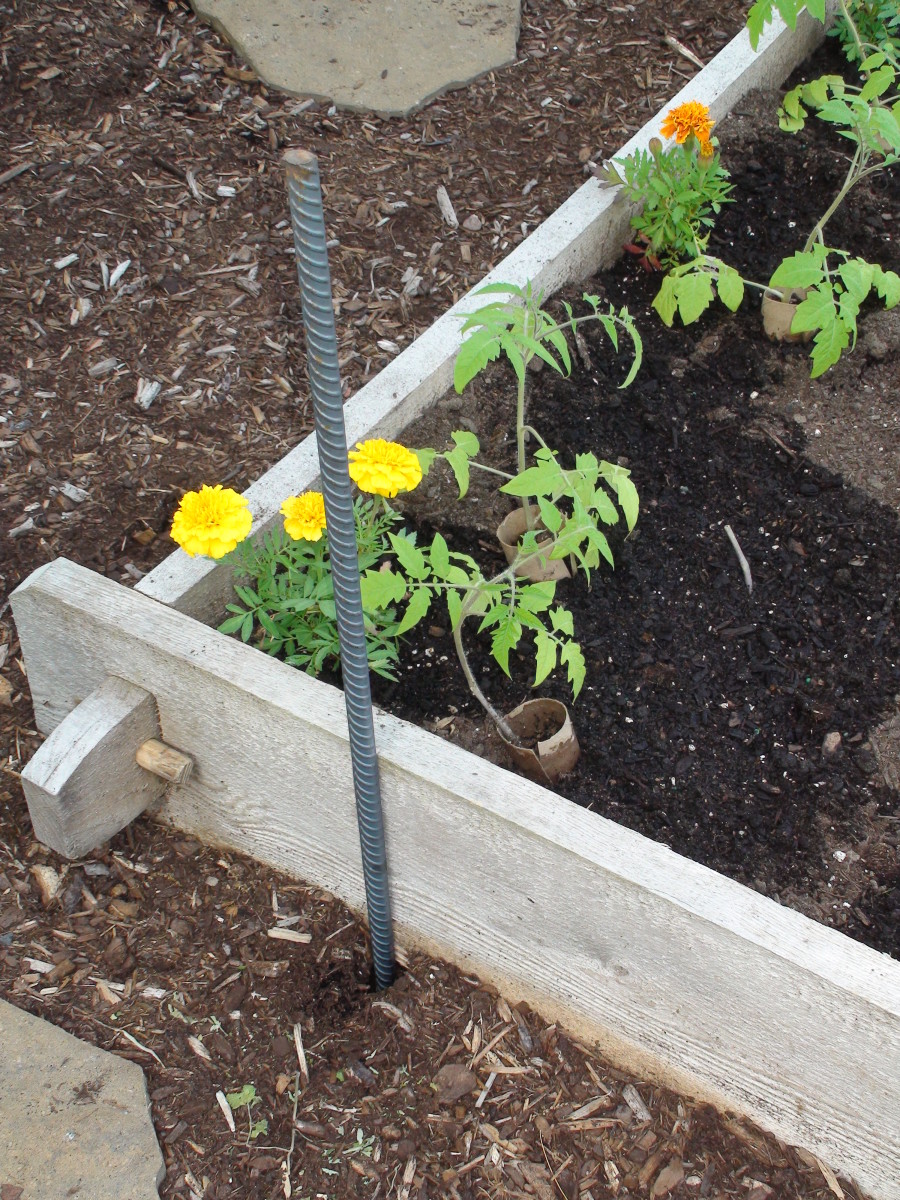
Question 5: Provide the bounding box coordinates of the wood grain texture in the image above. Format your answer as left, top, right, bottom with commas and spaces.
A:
20, 674, 165, 858
11, 558, 900, 1200
135, 10, 826, 625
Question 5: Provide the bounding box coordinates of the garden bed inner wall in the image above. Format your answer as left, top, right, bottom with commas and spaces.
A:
16, 8, 900, 1200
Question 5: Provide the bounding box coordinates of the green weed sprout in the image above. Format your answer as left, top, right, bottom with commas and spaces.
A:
226, 1084, 268, 1144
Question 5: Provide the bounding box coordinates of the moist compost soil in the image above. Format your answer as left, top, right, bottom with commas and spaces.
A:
381, 47, 900, 961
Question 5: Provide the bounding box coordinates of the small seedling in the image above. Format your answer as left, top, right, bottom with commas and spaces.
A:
344, 1128, 377, 1158
226, 1083, 269, 1143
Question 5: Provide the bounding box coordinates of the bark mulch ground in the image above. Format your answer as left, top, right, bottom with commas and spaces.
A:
0, 3, 884, 1199
0, 809, 867, 1200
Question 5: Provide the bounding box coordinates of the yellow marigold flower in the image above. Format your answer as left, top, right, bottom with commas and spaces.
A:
171, 484, 252, 559
281, 491, 327, 542
348, 439, 423, 498
660, 100, 714, 146
698, 139, 715, 158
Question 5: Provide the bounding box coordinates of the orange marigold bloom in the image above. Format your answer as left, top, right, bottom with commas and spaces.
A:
660, 100, 714, 146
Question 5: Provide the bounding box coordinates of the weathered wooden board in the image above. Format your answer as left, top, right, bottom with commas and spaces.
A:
12, 558, 900, 1200
21, 676, 165, 858
136, 9, 829, 626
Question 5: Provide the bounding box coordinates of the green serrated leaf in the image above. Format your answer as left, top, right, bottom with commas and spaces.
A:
716, 264, 745, 312
598, 313, 620, 353
517, 581, 556, 614
390, 533, 427, 579
769, 252, 825, 290
549, 606, 574, 636
491, 614, 522, 676
809, 317, 850, 378
533, 632, 557, 688
473, 282, 525, 298
859, 52, 887, 71
871, 106, 900, 154
838, 258, 875, 302
586, 525, 614, 568
501, 460, 561, 498
804, 0, 827, 25
560, 640, 586, 699
415, 446, 438, 477
445, 563, 474, 586
860, 64, 895, 102
444, 445, 471, 499
613, 472, 640, 531
537, 496, 563, 534
226, 1085, 257, 1110
501, 336, 526, 386
676, 271, 715, 325
546, 328, 572, 375
652, 275, 679, 327
451, 429, 479, 457
517, 333, 566, 374
360, 567, 407, 611
791, 285, 835, 334
873, 266, 900, 308
396, 586, 431, 635
446, 589, 463, 630
746, 0, 773, 50
619, 319, 643, 387
453, 326, 502, 393
429, 532, 450, 578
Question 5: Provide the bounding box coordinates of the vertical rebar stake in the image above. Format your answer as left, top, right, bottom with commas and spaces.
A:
283, 148, 394, 990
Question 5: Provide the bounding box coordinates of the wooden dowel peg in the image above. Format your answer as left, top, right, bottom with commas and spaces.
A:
136, 739, 193, 785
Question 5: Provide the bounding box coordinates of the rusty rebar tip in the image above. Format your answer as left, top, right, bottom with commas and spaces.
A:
282, 148, 318, 174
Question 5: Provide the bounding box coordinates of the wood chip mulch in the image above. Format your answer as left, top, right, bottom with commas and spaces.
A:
0, 805, 865, 1200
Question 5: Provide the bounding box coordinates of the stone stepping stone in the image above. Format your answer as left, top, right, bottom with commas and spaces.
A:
0, 1000, 164, 1199
191, 0, 521, 116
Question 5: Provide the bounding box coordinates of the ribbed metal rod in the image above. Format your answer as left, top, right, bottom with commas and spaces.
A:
283, 148, 394, 990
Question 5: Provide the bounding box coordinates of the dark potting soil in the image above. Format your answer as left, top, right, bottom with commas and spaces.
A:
374, 46, 900, 961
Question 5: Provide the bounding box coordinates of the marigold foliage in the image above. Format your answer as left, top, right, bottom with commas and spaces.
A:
348, 439, 423, 497
660, 100, 715, 145
281, 491, 327, 542
171, 484, 252, 558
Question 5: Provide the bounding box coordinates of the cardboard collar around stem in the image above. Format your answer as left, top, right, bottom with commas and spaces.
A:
496, 505, 572, 582
761, 287, 813, 343
498, 698, 580, 785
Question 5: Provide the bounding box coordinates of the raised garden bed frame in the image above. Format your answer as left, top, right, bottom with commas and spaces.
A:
12, 11, 900, 1200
